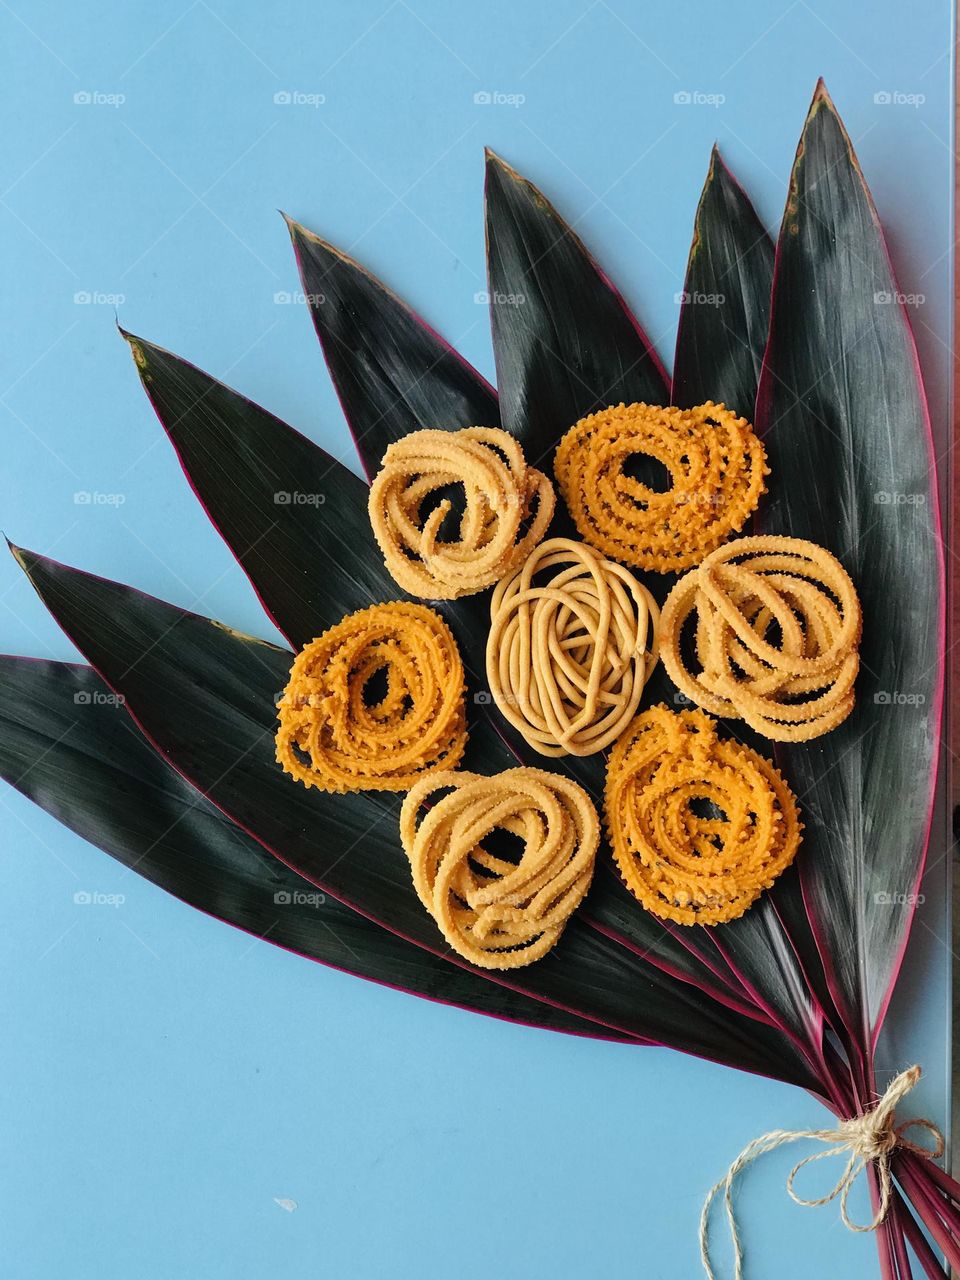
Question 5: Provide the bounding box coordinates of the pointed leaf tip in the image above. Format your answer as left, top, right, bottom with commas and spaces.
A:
485, 153, 667, 461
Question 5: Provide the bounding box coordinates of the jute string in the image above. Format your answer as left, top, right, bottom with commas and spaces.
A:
700, 1066, 943, 1279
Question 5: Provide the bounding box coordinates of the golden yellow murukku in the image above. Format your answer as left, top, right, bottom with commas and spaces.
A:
275, 602, 466, 793
660, 535, 861, 742
554, 401, 768, 573
399, 767, 599, 968
368, 426, 555, 599
486, 537, 660, 757
605, 705, 802, 926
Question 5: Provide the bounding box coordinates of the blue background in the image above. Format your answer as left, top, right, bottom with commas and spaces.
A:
0, 2, 953, 1277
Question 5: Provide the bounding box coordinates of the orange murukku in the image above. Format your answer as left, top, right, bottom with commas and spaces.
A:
400, 767, 599, 968
368, 426, 555, 599
276, 602, 466, 793
660, 535, 861, 742
605, 705, 802, 926
554, 401, 768, 573
487, 537, 660, 757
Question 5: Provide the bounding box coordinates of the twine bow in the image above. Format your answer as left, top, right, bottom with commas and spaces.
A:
700, 1066, 944, 1279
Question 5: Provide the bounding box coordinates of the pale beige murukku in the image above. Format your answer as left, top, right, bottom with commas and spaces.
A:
660, 535, 861, 742
368, 426, 555, 599
554, 401, 768, 572
486, 537, 661, 757
275, 602, 466, 793
399, 767, 599, 968
605, 705, 802, 926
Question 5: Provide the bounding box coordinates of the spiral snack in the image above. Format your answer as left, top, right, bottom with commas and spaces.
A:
400, 767, 599, 968
605, 705, 802, 926
487, 538, 660, 757
276, 602, 466, 793
554, 401, 768, 573
660, 536, 861, 742
368, 426, 555, 599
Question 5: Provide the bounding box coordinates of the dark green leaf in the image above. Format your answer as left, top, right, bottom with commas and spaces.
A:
123, 331, 395, 653
12, 548, 819, 1086
285, 217, 499, 480
667, 152, 827, 1068
484, 150, 668, 472
0, 657, 611, 1039
122, 332, 509, 767
671, 146, 774, 418
755, 84, 944, 1046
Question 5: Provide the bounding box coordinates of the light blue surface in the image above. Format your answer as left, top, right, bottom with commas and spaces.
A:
0, 2, 953, 1277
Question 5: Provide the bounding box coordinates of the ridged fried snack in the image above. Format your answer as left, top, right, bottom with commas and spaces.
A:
605, 705, 802, 926
660, 535, 861, 741
554, 401, 768, 572
276, 602, 466, 793
487, 537, 660, 757
368, 426, 555, 599
400, 767, 599, 968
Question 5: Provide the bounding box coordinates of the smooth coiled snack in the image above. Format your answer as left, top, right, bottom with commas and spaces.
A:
660, 535, 861, 742
486, 537, 660, 757
368, 426, 555, 599
605, 705, 802, 926
400, 767, 599, 968
276, 602, 466, 793
554, 401, 768, 572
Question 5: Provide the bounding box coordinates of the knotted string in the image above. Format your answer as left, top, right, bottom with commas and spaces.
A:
700, 1066, 944, 1279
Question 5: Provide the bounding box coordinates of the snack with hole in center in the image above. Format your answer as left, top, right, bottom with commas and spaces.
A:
400, 766, 599, 968
659, 535, 861, 741
487, 537, 660, 757
554, 401, 768, 573
605, 704, 802, 926
276, 601, 466, 793
368, 426, 555, 599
